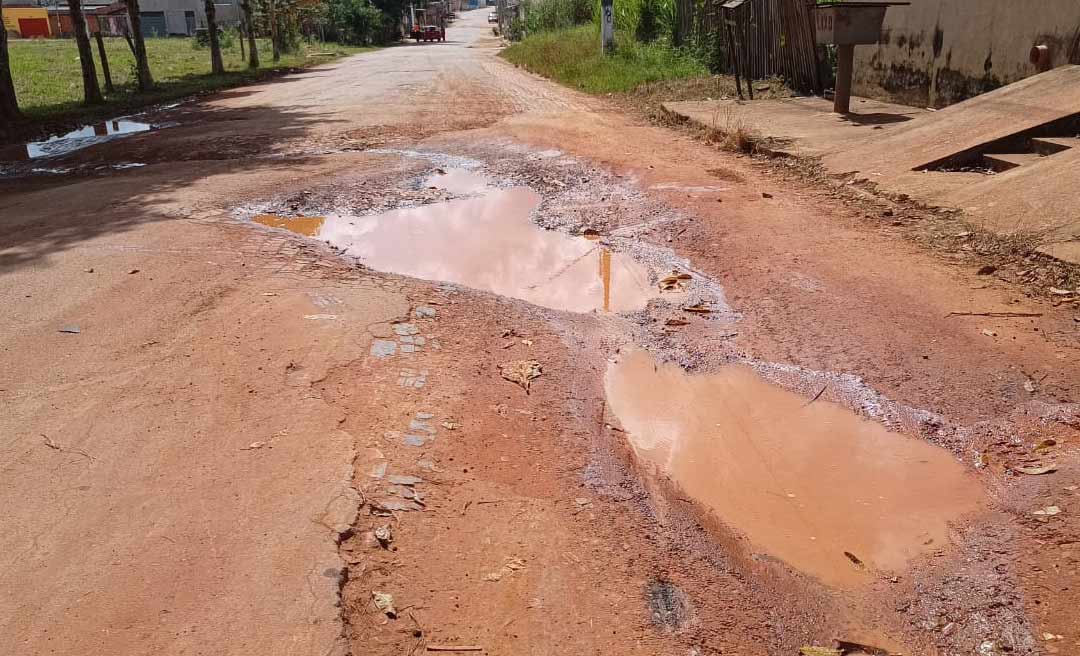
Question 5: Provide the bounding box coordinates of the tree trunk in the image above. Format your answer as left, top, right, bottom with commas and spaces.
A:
68, 0, 104, 105
0, 3, 22, 123
94, 31, 115, 93
269, 0, 280, 62
204, 0, 224, 74
241, 0, 259, 68
125, 0, 154, 91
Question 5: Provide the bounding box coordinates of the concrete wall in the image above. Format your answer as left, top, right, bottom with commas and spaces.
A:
853, 0, 1080, 108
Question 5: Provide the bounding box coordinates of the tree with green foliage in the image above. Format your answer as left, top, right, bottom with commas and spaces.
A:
326, 0, 383, 45
0, 2, 21, 123
68, 0, 104, 105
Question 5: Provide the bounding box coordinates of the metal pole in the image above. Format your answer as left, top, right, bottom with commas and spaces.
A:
834, 43, 853, 113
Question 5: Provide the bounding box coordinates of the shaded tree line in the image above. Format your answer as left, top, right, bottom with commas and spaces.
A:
0, 0, 319, 123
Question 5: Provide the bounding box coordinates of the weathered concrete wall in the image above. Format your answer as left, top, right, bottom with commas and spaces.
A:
853, 0, 1080, 108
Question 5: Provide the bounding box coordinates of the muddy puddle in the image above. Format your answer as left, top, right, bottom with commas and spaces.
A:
605, 350, 985, 588
251, 170, 655, 313
0, 119, 153, 162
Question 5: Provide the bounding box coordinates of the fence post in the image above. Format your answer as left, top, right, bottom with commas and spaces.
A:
94, 31, 114, 93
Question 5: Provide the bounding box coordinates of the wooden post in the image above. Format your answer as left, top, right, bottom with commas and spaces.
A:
94, 31, 114, 93
833, 43, 854, 113
239, 22, 246, 61
725, 19, 743, 100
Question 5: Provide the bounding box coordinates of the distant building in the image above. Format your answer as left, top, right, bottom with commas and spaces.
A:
3, 3, 53, 37
38, 0, 240, 38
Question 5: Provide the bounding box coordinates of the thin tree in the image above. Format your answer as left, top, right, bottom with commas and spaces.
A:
68, 0, 104, 105
204, 0, 224, 73
241, 0, 259, 68
125, 0, 154, 90
0, 2, 22, 123
269, 0, 280, 62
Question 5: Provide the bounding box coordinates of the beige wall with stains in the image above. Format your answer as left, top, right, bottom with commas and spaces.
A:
852, 0, 1080, 107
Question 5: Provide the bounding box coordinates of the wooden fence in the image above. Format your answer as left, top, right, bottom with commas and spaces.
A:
676, 0, 822, 95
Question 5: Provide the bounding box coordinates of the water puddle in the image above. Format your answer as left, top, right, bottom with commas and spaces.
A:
425, 168, 488, 194
605, 350, 985, 588
0, 119, 153, 162
251, 172, 655, 313
253, 213, 326, 237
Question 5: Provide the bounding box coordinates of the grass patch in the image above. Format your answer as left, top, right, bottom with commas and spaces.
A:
502, 25, 706, 94
8, 36, 372, 127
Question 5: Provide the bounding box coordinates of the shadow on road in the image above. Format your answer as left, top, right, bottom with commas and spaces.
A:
0, 99, 341, 272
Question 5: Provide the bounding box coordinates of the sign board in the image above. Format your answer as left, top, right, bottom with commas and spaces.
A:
601, 0, 614, 53
814, 4, 888, 45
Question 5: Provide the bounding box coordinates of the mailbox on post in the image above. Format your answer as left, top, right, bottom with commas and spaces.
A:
814, 2, 908, 114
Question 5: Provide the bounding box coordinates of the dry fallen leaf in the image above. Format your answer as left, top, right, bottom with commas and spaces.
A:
499, 360, 542, 393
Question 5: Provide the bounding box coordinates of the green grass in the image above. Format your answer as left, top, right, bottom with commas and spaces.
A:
502, 25, 706, 94
8, 36, 373, 120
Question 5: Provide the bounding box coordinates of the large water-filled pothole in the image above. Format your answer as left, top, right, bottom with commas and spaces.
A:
604, 349, 985, 588
251, 170, 656, 313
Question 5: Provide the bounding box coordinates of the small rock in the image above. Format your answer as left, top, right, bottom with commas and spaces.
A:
1033, 505, 1061, 516
976, 265, 997, 275
393, 322, 420, 336
128, 269, 140, 274
58, 325, 81, 334
374, 525, 393, 548
388, 474, 424, 486
371, 591, 397, 618
761, 192, 773, 199
981, 329, 998, 337
882, 209, 894, 217
84, 267, 94, 273
414, 306, 437, 319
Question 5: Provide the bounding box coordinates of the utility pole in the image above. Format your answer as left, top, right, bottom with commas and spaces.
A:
600, 0, 613, 53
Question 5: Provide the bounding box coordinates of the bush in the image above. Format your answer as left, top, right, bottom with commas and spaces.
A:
326, 0, 384, 45
522, 0, 593, 34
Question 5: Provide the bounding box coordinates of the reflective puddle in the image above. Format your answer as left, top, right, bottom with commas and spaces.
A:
251, 171, 655, 313
604, 350, 985, 587
253, 213, 326, 237
0, 119, 153, 162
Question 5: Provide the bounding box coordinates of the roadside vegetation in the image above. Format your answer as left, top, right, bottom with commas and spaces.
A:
503, 25, 705, 94
0, 0, 407, 139
500, 0, 788, 109
9, 36, 370, 119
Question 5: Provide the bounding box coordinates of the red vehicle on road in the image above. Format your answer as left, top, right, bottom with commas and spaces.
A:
412, 25, 444, 42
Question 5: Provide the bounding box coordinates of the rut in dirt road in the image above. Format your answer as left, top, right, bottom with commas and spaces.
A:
2, 8, 1079, 656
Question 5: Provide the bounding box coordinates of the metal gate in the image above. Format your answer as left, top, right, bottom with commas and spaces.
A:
140, 11, 166, 37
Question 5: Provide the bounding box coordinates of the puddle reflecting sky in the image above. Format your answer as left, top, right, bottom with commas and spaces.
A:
252, 171, 655, 313
605, 349, 985, 588
0, 120, 153, 162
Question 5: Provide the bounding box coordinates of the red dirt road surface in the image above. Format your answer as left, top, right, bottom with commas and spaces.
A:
2, 9, 1079, 656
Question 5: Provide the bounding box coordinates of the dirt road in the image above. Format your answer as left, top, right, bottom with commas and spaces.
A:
2, 10, 1079, 656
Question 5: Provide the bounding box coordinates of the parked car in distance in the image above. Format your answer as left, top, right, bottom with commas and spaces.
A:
422, 25, 444, 41
488, 11, 497, 23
